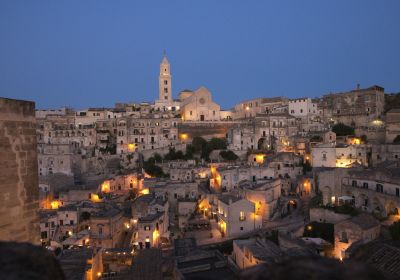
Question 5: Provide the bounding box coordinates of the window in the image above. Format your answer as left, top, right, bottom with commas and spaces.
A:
239, 211, 245, 221
352, 180, 357, 187
240, 226, 244, 231
164, 80, 168, 85
190, 111, 192, 116
144, 226, 151, 231
164, 88, 168, 93
99, 227, 103, 235
396, 188, 399, 197
376, 184, 383, 193
363, 182, 368, 188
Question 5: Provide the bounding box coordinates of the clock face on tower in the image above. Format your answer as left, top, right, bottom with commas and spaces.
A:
199, 98, 205, 105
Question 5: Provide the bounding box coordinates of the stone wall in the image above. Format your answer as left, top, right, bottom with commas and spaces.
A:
310, 208, 351, 224
141, 143, 187, 160
0, 98, 39, 243
178, 121, 239, 140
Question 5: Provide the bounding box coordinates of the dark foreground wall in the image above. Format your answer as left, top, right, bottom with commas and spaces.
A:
0, 98, 39, 243
240, 256, 386, 280
0, 242, 65, 280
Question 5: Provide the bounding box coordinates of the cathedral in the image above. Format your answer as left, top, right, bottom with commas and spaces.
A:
154, 54, 225, 121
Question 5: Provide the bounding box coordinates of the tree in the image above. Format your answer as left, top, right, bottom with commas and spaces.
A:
219, 150, 238, 161
192, 136, 207, 152
207, 138, 227, 150
332, 123, 355, 136
144, 161, 165, 177
393, 135, 400, 144
144, 157, 165, 177
185, 144, 195, 159
201, 138, 227, 160
164, 148, 185, 161
153, 153, 162, 162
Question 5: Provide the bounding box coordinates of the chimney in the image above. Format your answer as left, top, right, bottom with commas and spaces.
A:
357, 83, 360, 90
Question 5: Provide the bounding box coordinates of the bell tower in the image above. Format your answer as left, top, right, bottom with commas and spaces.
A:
159, 53, 172, 102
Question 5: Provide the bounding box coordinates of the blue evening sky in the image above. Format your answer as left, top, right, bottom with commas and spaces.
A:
0, 1, 399, 110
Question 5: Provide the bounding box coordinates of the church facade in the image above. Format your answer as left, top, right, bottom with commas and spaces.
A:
179, 87, 221, 121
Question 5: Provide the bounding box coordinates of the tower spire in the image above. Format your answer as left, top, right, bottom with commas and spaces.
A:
159, 52, 172, 103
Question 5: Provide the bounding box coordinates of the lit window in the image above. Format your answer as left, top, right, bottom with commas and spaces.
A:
239, 211, 245, 221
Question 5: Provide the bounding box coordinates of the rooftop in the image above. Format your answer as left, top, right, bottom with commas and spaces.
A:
235, 239, 282, 262
347, 214, 380, 230
138, 211, 164, 223
218, 194, 242, 205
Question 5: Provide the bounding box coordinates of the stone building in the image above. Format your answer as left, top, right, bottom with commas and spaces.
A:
238, 179, 282, 221
311, 143, 370, 168
385, 108, 400, 143
370, 144, 400, 166
288, 98, 320, 118
318, 163, 400, 217
211, 165, 274, 192
232, 238, 281, 269
216, 195, 262, 237
334, 214, 380, 259
232, 97, 288, 120
319, 85, 385, 127
0, 98, 39, 243
131, 194, 169, 249
116, 113, 180, 154
179, 87, 221, 121
37, 114, 96, 148
37, 143, 77, 176
89, 204, 126, 249
227, 114, 299, 151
